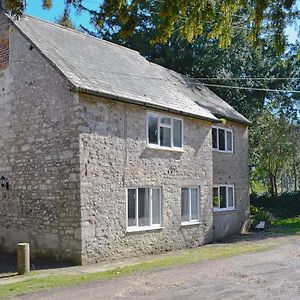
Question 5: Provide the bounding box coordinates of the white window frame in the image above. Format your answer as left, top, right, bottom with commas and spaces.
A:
212, 127, 233, 153
213, 185, 235, 211
181, 186, 201, 225
146, 113, 184, 151
126, 187, 163, 232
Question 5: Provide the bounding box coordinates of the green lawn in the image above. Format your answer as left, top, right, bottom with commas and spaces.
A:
0, 241, 273, 299
271, 217, 300, 234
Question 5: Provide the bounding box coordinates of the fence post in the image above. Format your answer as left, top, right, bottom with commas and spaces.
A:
17, 243, 30, 275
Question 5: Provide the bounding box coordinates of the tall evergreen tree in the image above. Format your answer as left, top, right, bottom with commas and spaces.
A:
2, 0, 299, 53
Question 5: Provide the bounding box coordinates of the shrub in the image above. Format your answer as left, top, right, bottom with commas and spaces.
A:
250, 205, 273, 229
251, 191, 300, 219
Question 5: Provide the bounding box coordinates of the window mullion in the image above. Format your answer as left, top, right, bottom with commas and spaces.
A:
146, 116, 149, 144
171, 118, 174, 147
218, 186, 220, 208
136, 188, 138, 227
197, 188, 199, 220
159, 189, 162, 224
149, 189, 152, 226
181, 120, 183, 148
226, 186, 228, 209
217, 129, 219, 150
189, 188, 192, 221
156, 118, 159, 145
158, 118, 161, 146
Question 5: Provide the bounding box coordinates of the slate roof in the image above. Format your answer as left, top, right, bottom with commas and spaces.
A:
11, 14, 251, 125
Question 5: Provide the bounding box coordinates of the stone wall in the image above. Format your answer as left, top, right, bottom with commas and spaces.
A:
0, 17, 82, 263
77, 94, 214, 263
212, 121, 250, 240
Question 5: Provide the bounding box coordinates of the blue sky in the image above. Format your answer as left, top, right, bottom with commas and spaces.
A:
25, 0, 299, 43
25, 0, 98, 31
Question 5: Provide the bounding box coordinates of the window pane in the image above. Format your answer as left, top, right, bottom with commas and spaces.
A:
220, 186, 227, 208
128, 189, 136, 226
213, 187, 219, 208
218, 129, 225, 150
148, 116, 158, 144
138, 188, 150, 226
181, 188, 189, 222
191, 188, 199, 220
160, 126, 171, 147
228, 187, 234, 207
160, 117, 171, 124
212, 128, 218, 149
152, 189, 161, 225
173, 119, 182, 148
227, 131, 233, 151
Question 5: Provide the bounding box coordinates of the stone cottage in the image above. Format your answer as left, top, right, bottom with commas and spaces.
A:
0, 10, 251, 264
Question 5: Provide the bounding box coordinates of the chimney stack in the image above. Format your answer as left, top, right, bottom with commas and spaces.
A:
0, 0, 9, 70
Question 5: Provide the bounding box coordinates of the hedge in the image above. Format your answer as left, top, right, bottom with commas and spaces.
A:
251, 192, 300, 218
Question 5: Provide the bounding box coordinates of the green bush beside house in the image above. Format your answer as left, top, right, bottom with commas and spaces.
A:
250, 192, 300, 232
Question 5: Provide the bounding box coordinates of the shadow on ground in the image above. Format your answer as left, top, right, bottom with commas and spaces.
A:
0, 252, 73, 278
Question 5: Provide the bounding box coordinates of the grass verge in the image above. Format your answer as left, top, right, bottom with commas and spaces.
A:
0, 241, 273, 299
271, 217, 300, 234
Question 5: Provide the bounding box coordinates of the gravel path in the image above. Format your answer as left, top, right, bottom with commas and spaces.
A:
14, 235, 300, 300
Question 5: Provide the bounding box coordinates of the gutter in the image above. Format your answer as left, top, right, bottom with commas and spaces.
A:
75, 86, 221, 124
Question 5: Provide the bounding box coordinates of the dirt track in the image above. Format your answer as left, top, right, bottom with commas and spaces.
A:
14, 235, 300, 300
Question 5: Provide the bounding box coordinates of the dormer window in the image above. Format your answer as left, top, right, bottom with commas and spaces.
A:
147, 114, 183, 149
212, 127, 233, 153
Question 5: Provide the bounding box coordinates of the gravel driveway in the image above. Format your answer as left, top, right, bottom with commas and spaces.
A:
14, 235, 300, 300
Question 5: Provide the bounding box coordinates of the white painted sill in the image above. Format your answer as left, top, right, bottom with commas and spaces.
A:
146, 144, 184, 153
213, 208, 237, 213
212, 148, 233, 154
181, 221, 202, 227
126, 225, 164, 233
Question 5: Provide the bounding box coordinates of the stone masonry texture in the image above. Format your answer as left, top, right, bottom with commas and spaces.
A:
78, 94, 214, 263
0, 15, 82, 263
212, 121, 250, 240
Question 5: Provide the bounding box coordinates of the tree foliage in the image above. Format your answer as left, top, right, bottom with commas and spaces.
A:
55, 7, 75, 29
250, 109, 300, 197
2, 0, 300, 53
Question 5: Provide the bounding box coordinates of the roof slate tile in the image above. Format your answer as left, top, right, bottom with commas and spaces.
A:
12, 15, 251, 125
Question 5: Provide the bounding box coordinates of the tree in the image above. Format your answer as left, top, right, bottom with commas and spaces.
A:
285, 121, 300, 192
250, 109, 299, 197
2, 0, 299, 53
55, 7, 76, 29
